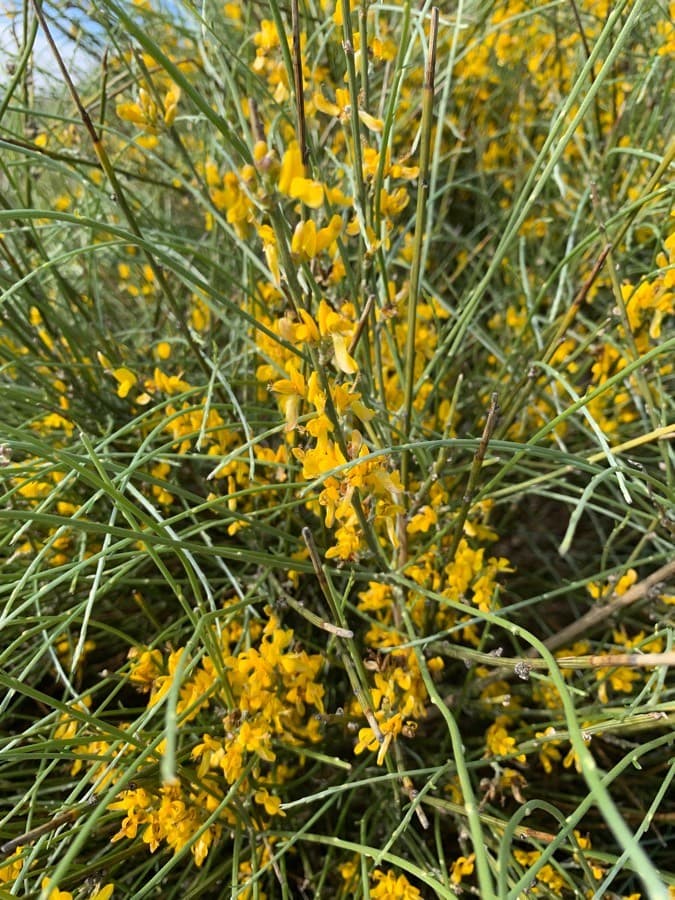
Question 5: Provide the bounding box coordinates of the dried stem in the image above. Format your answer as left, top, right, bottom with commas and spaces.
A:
535, 559, 675, 655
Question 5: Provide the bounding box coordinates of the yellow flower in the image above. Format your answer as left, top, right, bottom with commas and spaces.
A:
163, 84, 180, 126
317, 299, 358, 373
324, 521, 362, 560
291, 219, 320, 258
313, 88, 383, 131
253, 18, 278, 51
563, 727, 592, 773
484, 716, 525, 762
535, 726, 562, 774
0, 847, 24, 884
277, 141, 304, 194
41, 878, 73, 900
152, 368, 192, 395
254, 787, 285, 816
109, 787, 153, 842
277, 142, 325, 207
271, 362, 306, 430
288, 177, 324, 208
380, 186, 410, 217
537, 864, 566, 893
573, 831, 604, 880
258, 224, 280, 285
587, 568, 637, 600
91, 885, 115, 900
596, 664, 639, 704
353, 725, 380, 756
291, 214, 342, 260
112, 366, 137, 399
450, 853, 475, 884
407, 505, 438, 535
128, 646, 164, 691
370, 869, 421, 899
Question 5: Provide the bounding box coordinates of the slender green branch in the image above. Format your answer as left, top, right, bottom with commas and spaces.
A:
400, 7, 439, 494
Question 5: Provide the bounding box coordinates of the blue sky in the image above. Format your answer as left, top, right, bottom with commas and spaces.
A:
0, 1, 103, 89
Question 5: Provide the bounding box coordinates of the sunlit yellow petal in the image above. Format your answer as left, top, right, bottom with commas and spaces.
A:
357, 109, 383, 132
289, 177, 324, 209
112, 367, 137, 398
116, 102, 146, 125
332, 334, 358, 374
313, 92, 341, 117
291, 219, 317, 257
278, 141, 305, 194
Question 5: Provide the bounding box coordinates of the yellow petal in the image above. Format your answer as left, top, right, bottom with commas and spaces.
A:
332, 334, 358, 374
163, 102, 178, 126
278, 141, 305, 194
313, 91, 340, 117
297, 308, 320, 342
291, 219, 317, 257
90, 886, 115, 900
113, 367, 137, 398
289, 177, 324, 209
358, 109, 383, 132
116, 101, 146, 125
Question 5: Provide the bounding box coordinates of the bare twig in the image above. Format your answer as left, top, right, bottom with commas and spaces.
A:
534, 559, 675, 655
1, 805, 87, 857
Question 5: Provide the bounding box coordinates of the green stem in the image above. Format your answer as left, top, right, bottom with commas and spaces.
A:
446, 392, 499, 563
400, 7, 438, 494
399, 595, 496, 899
340, 0, 367, 222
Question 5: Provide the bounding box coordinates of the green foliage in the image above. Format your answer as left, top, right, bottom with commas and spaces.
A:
1, 1, 674, 898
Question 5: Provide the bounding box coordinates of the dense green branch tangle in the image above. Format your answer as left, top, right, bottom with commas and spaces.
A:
1, 0, 674, 898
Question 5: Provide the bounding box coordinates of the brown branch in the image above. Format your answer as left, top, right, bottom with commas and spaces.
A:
533, 559, 675, 656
